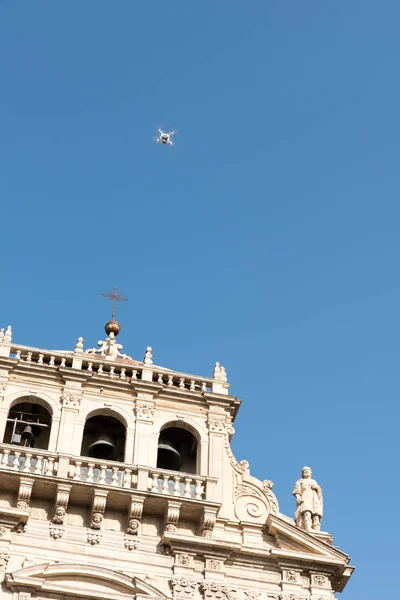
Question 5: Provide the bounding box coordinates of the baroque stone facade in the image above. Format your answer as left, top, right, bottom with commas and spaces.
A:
0, 322, 354, 600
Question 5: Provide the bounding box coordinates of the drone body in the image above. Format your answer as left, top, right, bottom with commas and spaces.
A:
156, 128, 175, 146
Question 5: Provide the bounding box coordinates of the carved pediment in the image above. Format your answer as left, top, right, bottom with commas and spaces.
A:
6, 563, 168, 600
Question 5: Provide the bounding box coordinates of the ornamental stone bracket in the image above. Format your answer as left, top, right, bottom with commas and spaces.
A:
87, 490, 107, 545
0, 505, 30, 539
126, 495, 144, 536
165, 501, 181, 533
201, 508, 218, 538
17, 478, 33, 511
50, 484, 71, 539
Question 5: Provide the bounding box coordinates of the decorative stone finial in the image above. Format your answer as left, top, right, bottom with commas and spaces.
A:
4, 326, 12, 344
220, 365, 227, 383
213, 362, 221, 379
0, 329, 4, 344
144, 346, 153, 365
292, 466, 323, 532
75, 337, 84, 354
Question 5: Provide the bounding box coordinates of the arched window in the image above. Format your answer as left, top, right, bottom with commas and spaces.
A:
157, 426, 198, 473
81, 415, 126, 462
3, 399, 52, 450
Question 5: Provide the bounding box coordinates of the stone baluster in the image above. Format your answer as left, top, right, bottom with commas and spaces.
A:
190, 380, 195, 391
173, 475, 181, 496
120, 368, 126, 380
12, 452, 21, 470
99, 465, 107, 485
167, 375, 174, 387
34, 455, 43, 474
60, 358, 66, 367
1, 449, 10, 468
123, 469, 132, 488
111, 467, 119, 486
46, 457, 55, 476
151, 473, 159, 493
98, 364, 103, 374
26, 352, 32, 362
15, 350, 21, 359
201, 382, 207, 392
73, 461, 82, 481
184, 477, 193, 498
162, 475, 170, 494
179, 378, 185, 388
157, 373, 163, 384
87, 362, 93, 372
23, 453, 32, 473
87, 462, 95, 483
195, 479, 203, 500
49, 355, 55, 366
110, 366, 115, 378
38, 353, 44, 365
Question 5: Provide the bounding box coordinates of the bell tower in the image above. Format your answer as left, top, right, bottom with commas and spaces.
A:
0, 316, 354, 600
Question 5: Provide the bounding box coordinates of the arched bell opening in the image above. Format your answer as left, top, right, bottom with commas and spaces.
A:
3, 400, 52, 449
80, 415, 126, 462
157, 426, 198, 473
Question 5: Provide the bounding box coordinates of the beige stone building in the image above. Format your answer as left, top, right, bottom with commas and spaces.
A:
0, 318, 353, 600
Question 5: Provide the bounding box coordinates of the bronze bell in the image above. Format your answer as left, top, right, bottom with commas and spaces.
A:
21, 424, 34, 447
88, 434, 116, 460
157, 441, 182, 472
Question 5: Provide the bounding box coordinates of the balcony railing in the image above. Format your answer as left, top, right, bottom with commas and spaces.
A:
0, 443, 207, 500
6, 344, 215, 393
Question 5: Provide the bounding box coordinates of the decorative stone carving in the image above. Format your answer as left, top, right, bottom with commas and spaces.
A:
213, 362, 222, 378
87, 331, 131, 361
202, 509, 217, 538
0, 526, 7, 537
52, 484, 70, 525
292, 467, 323, 532
75, 336, 84, 353
49, 524, 64, 539
0, 329, 3, 343
285, 571, 299, 583
15, 522, 26, 534
88, 492, 107, 540
4, 326, 12, 344
127, 517, 140, 535
176, 554, 191, 567
18, 593, 31, 600
171, 578, 197, 600
124, 537, 139, 550
61, 392, 82, 407
311, 574, 327, 586
262, 480, 279, 516
165, 501, 180, 533
201, 583, 237, 600
136, 403, 155, 420
127, 497, 143, 535
17, 478, 33, 510
87, 531, 101, 545
0, 381, 7, 401
209, 560, 221, 571
91, 512, 103, 529
208, 418, 227, 432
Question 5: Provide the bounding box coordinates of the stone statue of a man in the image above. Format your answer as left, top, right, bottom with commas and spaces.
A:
292, 466, 323, 532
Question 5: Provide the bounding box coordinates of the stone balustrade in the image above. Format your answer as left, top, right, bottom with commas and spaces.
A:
0, 444, 58, 476
0, 444, 207, 500
149, 469, 205, 499
7, 344, 213, 392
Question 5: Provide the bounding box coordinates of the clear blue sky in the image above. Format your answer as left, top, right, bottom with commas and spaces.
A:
1, 2, 398, 597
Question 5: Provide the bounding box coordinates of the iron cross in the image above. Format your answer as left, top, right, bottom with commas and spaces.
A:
102, 287, 128, 320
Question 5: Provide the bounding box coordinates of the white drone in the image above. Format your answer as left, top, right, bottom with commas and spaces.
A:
156, 128, 176, 146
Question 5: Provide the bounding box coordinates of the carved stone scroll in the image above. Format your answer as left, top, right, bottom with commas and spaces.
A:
202, 508, 217, 538
88, 490, 107, 544
50, 484, 71, 539
17, 478, 33, 511
165, 501, 181, 533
